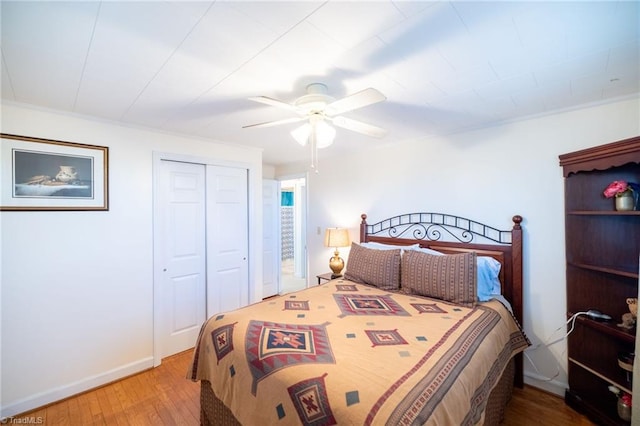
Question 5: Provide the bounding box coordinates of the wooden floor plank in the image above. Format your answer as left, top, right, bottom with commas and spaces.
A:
12, 349, 594, 425
503, 385, 596, 426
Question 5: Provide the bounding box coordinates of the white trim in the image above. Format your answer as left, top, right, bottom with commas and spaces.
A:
524, 371, 567, 397
0, 357, 153, 419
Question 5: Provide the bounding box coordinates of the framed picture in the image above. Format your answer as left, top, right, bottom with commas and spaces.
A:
1, 134, 109, 211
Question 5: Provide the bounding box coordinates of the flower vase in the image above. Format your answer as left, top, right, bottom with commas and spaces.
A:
615, 193, 635, 211
617, 398, 632, 421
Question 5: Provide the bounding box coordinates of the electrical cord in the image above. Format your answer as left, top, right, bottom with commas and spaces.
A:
524, 311, 589, 382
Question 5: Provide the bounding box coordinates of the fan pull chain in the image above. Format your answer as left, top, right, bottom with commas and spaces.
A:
310, 122, 319, 173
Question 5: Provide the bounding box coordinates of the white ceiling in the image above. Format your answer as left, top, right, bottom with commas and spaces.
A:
2, 1, 638, 166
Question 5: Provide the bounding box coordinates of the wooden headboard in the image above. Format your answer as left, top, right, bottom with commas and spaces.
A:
359, 212, 524, 386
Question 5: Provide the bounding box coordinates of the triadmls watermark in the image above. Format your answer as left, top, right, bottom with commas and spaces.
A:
0, 417, 44, 424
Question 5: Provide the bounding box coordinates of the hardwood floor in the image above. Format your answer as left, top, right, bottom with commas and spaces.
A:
502, 386, 596, 426
17, 349, 595, 425
20, 350, 201, 425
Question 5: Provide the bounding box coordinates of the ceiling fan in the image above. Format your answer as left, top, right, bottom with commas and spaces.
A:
243, 83, 388, 143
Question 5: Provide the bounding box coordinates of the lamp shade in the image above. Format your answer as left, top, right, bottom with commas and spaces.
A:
324, 228, 350, 248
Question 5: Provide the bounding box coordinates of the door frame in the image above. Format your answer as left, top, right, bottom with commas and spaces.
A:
262, 179, 281, 298
278, 172, 309, 287
152, 151, 259, 367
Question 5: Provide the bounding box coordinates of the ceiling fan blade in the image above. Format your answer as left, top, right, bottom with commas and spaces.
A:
248, 96, 299, 113
242, 116, 306, 129
325, 88, 386, 116
331, 116, 387, 138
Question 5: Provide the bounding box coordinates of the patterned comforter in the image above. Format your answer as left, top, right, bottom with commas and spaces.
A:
188, 279, 529, 425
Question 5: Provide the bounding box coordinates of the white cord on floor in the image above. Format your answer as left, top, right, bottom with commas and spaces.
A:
524, 311, 589, 382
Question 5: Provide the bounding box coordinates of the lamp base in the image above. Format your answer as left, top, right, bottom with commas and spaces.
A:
331, 273, 343, 279
329, 249, 344, 277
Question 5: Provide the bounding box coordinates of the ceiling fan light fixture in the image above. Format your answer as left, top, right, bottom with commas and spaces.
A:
290, 120, 335, 148
315, 120, 336, 148
291, 123, 310, 146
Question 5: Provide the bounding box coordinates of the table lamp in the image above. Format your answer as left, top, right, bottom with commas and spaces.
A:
324, 228, 350, 278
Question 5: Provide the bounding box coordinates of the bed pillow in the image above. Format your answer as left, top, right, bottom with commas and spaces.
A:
407, 246, 445, 256
401, 250, 477, 307
344, 243, 401, 290
407, 246, 501, 302
476, 256, 502, 300
360, 242, 420, 252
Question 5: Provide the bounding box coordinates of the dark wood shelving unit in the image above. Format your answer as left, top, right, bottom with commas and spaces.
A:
559, 136, 640, 426
567, 262, 640, 279
568, 211, 640, 216
567, 312, 636, 343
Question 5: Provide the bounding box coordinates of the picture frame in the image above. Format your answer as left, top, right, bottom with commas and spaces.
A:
1, 133, 109, 211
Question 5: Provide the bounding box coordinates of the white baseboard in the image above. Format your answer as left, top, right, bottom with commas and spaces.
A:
0, 356, 154, 419
524, 371, 567, 397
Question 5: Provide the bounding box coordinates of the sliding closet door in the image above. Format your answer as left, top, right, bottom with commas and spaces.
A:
154, 157, 251, 363
157, 160, 206, 358
206, 165, 249, 315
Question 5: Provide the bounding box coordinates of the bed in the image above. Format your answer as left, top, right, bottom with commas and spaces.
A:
188, 212, 529, 425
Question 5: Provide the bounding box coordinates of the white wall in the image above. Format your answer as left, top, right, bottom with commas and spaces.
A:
0, 103, 263, 417
263, 164, 276, 179
277, 97, 640, 396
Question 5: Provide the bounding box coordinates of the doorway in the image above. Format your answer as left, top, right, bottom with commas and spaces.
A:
279, 177, 307, 294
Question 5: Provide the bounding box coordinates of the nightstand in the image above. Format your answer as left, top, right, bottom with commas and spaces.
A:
316, 273, 336, 285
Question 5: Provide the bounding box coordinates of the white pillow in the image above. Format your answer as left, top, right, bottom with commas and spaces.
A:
408, 246, 444, 256
406, 246, 502, 302
477, 256, 502, 298
359, 242, 420, 252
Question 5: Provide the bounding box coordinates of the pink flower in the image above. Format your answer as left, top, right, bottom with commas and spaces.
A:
603, 180, 629, 198
621, 393, 632, 406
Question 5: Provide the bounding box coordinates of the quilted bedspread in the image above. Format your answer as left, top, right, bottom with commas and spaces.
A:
188, 279, 529, 425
